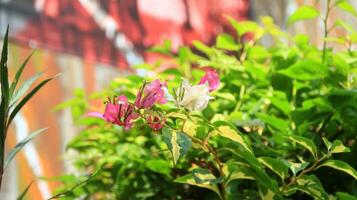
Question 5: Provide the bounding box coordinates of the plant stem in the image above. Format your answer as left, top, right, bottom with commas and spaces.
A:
234, 85, 245, 112
205, 143, 226, 199
0, 120, 6, 189
322, 0, 332, 63
180, 118, 226, 200
283, 155, 327, 190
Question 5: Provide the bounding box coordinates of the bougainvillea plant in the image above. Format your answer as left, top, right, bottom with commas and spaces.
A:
90, 69, 218, 132
52, 1, 357, 199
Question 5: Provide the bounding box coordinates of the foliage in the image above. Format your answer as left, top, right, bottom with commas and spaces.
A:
0, 26, 56, 196
54, 1, 357, 199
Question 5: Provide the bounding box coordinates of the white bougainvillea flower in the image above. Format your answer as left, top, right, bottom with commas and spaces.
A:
175, 79, 213, 111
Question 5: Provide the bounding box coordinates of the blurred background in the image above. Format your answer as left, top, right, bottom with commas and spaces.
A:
0, 0, 356, 199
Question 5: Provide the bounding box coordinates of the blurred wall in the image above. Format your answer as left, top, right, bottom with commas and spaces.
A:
0, 0, 249, 199
251, 0, 357, 48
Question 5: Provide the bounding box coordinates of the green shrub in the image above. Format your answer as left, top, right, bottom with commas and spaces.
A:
53, 1, 357, 199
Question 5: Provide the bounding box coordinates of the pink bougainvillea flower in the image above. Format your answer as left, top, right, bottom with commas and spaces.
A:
199, 68, 220, 92
146, 115, 165, 131
135, 79, 168, 109
88, 95, 138, 130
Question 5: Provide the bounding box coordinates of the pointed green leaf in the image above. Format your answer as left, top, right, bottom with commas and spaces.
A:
0, 25, 10, 105
192, 40, 213, 56
162, 127, 192, 165
175, 168, 222, 199
337, 1, 357, 17
182, 120, 198, 137
295, 175, 329, 199
216, 33, 239, 51
223, 143, 282, 198
166, 112, 187, 120
330, 140, 350, 154
278, 60, 328, 80
223, 163, 255, 184
270, 92, 291, 116
336, 192, 357, 200
286, 161, 310, 176
0, 25, 10, 135
8, 74, 59, 126
335, 20, 356, 33
257, 113, 289, 132
48, 169, 100, 200
10, 72, 43, 106
289, 135, 318, 160
259, 186, 281, 200
146, 159, 171, 175
317, 160, 357, 179
226, 16, 263, 38
5, 128, 47, 168
9, 52, 34, 97
211, 122, 252, 154
17, 181, 33, 200
288, 6, 320, 25
258, 157, 289, 180
322, 137, 332, 151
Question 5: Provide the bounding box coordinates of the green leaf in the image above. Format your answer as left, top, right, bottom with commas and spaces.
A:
162, 127, 192, 165
259, 186, 281, 200
288, 6, 320, 25
294, 34, 310, 47
146, 159, 171, 175
286, 161, 310, 176
8, 74, 59, 126
222, 144, 282, 198
295, 175, 329, 199
0, 25, 10, 142
211, 122, 252, 154
17, 181, 33, 200
335, 20, 356, 33
175, 168, 222, 199
257, 113, 289, 132
258, 157, 289, 180
337, 1, 357, 17
336, 192, 357, 200
278, 60, 328, 80
182, 120, 198, 138
226, 16, 263, 38
330, 140, 350, 154
289, 135, 318, 160
48, 169, 100, 199
317, 160, 357, 179
216, 34, 239, 51
192, 40, 213, 56
223, 162, 255, 184
166, 111, 187, 120
270, 92, 291, 116
0, 25, 10, 106
10, 72, 43, 106
322, 137, 332, 151
4, 128, 47, 168
9, 52, 34, 97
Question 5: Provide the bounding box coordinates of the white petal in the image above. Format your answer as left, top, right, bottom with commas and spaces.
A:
175, 79, 212, 111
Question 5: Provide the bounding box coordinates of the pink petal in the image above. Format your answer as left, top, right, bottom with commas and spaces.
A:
118, 95, 128, 103
199, 68, 220, 92
103, 103, 119, 123
135, 86, 144, 108
136, 79, 168, 109
86, 112, 105, 119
